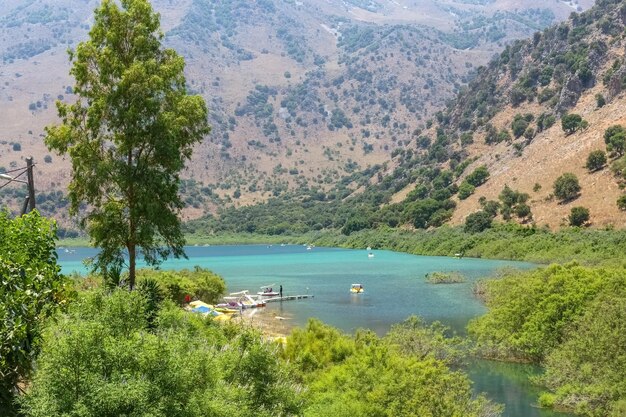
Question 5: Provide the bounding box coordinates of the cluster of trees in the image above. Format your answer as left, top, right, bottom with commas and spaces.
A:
20, 290, 303, 417
469, 263, 626, 416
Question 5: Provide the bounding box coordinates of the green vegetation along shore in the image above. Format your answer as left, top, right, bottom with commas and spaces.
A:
178, 223, 626, 266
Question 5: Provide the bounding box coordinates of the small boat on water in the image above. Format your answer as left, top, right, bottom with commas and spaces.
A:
367, 246, 372, 251
368, 252, 375, 258
350, 283, 364, 294
258, 284, 280, 297
306, 245, 312, 250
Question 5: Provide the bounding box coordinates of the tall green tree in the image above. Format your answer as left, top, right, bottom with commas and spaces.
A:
45, 0, 210, 288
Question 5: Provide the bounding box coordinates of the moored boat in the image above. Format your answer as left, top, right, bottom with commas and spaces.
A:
258, 284, 280, 297
350, 283, 364, 293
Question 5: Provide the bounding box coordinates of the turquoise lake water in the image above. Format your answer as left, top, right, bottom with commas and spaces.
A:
58, 244, 572, 417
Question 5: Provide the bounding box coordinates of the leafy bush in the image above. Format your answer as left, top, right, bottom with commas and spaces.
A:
464, 211, 493, 233
618, 194, 626, 211
425, 271, 466, 284
569, 206, 590, 227
541, 291, 626, 416
595, 93, 606, 108
468, 263, 615, 361
511, 114, 529, 138
21, 290, 303, 417
0, 211, 72, 415
341, 217, 369, 235
604, 125, 626, 156
553, 173, 581, 202
285, 318, 500, 417
585, 150, 607, 171
457, 181, 475, 200
136, 267, 226, 305
465, 165, 490, 187
561, 114, 587, 135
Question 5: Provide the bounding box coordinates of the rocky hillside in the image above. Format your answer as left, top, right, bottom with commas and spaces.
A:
435, 0, 626, 229
198, 0, 626, 236
0, 0, 591, 226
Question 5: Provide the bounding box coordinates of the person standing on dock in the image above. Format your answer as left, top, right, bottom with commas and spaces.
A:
279, 285, 283, 298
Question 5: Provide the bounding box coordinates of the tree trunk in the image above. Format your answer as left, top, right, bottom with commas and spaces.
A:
128, 243, 136, 290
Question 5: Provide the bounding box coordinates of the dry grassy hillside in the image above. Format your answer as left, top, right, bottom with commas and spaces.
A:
387, 0, 626, 229
0, 0, 593, 224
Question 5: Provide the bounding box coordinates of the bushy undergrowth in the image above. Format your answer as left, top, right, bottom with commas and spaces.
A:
468, 263, 626, 416
19, 291, 503, 417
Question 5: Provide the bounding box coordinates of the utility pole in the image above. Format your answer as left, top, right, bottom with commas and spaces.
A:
25, 157, 35, 214
1, 158, 36, 216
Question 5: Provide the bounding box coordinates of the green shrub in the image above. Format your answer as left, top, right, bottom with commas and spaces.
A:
604, 125, 626, 156
561, 114, 587, 135
21, 290, 303, 417
569, 206, 590, 227
425, 271, 466, 284
618, 195, 626, 211
464, 211, 493, 233
465, 165, 490, 187
0, 211, 72, 414
458, 181, 475, 200
468, 263, 617, 361
136, 267, 226, 304
586, 150, 607, 172
511, 114, 529, 138
553, 173, 581, 202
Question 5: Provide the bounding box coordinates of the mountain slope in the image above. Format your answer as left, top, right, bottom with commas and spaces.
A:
432, 0, 626, 228
0, 0, 592, 225
197, 0, 626, 235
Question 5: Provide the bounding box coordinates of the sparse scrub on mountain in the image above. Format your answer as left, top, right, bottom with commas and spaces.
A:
465, 165, 490, 187
457, 181, 475, 200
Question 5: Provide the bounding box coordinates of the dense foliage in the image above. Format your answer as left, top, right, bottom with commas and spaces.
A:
21, 290, 302, 417
284, 318, 500, 417
553, 173, 581, 202
18, 288, 504, 417
468, 263, 626, 416
136, 267, 226, 305
0, 211, 72, 416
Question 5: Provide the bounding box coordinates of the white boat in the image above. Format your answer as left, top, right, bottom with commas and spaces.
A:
350, 283, 364, 293
367, 246, 372, 251
368, 253, 375, 258
306, 245, 312, 250
258, 284, 280, 297
221, 290, 266, 309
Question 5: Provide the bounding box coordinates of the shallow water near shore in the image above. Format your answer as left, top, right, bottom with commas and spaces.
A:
58, 244, 572, 417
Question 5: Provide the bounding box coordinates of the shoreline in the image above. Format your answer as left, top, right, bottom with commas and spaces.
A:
234, 308, 295, 338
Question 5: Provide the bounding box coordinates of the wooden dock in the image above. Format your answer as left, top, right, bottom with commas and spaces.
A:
264, 294, 314, 303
